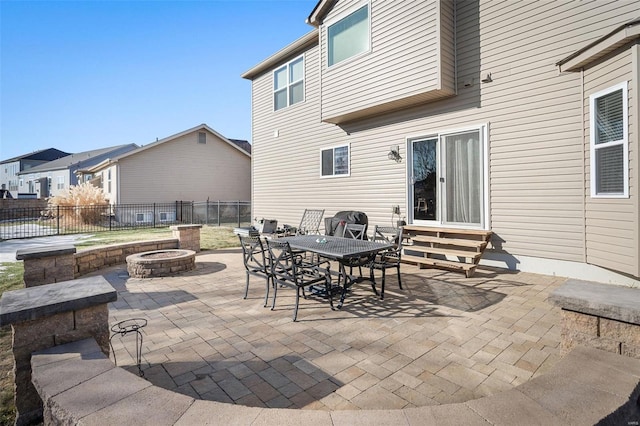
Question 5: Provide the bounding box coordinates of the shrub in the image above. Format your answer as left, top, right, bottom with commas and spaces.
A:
47, 182, 109, 226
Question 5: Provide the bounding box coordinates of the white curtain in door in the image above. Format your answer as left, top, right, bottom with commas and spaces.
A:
444, 131, 481, 225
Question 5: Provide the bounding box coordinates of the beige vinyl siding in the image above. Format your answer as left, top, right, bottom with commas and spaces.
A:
583, 48, 638, 277
250, 0, 640, 272
319, 0, 455, 124
116, 130, 250, 204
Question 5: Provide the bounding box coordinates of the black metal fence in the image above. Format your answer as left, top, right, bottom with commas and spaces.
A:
0, 200, 252, 239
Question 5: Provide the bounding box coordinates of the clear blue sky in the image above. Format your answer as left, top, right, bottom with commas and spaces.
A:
0, 0, 315, 160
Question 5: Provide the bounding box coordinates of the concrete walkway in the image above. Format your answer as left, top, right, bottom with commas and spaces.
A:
100, 249, 564, 410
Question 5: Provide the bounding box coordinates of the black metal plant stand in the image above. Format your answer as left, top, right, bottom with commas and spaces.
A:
109, 318, 148, 377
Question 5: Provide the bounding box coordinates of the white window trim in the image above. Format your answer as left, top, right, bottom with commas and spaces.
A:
324, 1, 371, 69
159, 211, 176, 222
273, 54, 305, 112
589, 81, 629, 198
320, 144, 351, 178
136, 212, 153, 223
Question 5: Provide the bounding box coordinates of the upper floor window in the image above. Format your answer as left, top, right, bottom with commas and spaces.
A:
328, 4, 369, 67
321, 145, 349, 177
274, 56, 304, 111
589, 81, 628, 198
57, 176, 64, 189
198, 132, 206, 144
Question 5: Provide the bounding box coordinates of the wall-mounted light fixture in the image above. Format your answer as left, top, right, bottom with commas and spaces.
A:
388, 145, 402, 163
481, 73, 493, 83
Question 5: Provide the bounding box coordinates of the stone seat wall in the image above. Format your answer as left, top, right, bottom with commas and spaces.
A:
32, 338, 640, 425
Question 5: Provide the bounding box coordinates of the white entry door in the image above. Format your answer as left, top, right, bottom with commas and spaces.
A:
409, 127, 486, 228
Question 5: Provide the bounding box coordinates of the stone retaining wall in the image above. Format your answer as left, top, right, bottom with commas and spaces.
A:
74, 239, 179, 277
0, 277, 117, 425
549, 279, 640, 359
31, 339, 640, 426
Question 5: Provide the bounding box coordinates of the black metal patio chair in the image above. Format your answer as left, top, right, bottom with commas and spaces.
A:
238, 235, 272, 307
266, 239, 333, 321
369, 226, 404, 300
296, 209, 325, 235
342, 223, 368, 278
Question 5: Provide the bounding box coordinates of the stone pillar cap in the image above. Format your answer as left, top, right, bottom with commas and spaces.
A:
16, 245, 76, 261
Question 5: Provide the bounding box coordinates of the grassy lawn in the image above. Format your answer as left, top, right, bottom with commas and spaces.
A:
0, 225, 239, 424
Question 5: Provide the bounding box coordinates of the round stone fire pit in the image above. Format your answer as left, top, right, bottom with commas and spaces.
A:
126, 249, 196, 278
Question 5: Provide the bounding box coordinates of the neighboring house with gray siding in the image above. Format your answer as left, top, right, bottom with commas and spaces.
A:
17, 144, 137, 198
84, 124, 251, 204
0, 148, 70, 198
242, 0, 640, 285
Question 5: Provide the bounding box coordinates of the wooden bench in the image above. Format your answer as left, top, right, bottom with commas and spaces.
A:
402, 226, 492, 277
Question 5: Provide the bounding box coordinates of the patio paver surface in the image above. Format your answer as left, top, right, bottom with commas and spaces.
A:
101, 248, 564, 410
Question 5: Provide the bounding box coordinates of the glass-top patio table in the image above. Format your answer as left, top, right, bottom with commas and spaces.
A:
278, 235, 392, 308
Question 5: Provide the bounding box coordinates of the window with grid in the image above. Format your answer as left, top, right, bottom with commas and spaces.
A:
273, 56, 304, 111
321, 145, 349, 177
589, 82, 628, 197
57, 176, 64, 189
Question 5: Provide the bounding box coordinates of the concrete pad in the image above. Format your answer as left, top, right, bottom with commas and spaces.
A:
252, 407, 332, 425
548, 346, 640, 397
567, 345, 640, 378
81, 385, 194, 426
331, 409, 409, 426
404, 405, 490, 426
175, 400, 263, 425
32, 355, 115, 398
465, 389, 565, 426
48, 366, 151, 421
31, 338, 104, 368
517, 372, 631, 425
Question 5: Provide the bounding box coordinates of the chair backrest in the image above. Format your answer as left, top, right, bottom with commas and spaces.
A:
297, 209, 325, 235
372, 226, 404, 253
238, 235, 268, 273
342, 223, 366, 240
265, 239, 298, 284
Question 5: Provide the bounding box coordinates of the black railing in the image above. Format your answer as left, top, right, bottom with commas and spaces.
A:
0, 200, 251, 239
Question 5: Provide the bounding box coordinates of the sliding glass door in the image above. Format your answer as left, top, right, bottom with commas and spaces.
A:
409, 128, 485, 228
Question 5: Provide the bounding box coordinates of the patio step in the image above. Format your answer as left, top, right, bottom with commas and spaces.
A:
406, 245, 483, 261
402, 226, 492, 278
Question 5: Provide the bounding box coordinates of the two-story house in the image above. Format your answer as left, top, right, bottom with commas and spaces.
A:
242, 0, 640, 285
0, 148, 70, 198
18, 144, 138, 198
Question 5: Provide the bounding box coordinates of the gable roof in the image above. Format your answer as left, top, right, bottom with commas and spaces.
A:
1, 148, 71, 165
557, 19, 640, 72
85, 124, 250, 173
307, 0, 337, 26
18, 144, 138, 174
229, 139, 252, 154
241, 30, 318, 80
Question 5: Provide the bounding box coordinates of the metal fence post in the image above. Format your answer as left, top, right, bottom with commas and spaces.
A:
153, 203, 156, 228
206, 199, 209, 225
57, 205, 60, 235
217, 200, 220, 226
191, 201, 194, 224
237, 200, 240, 227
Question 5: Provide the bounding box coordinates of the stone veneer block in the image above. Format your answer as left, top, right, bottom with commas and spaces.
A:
16, 245, 76, 261
17, 245, 77, 287
0, 276, 116, 326
548, 279, 640, 324
170, 224, 202, 252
